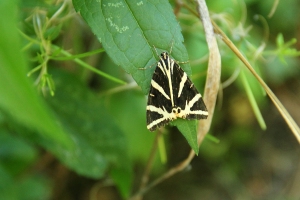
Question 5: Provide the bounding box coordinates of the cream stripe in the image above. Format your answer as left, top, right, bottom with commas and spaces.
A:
161, 56, 174, 106
180, 94, 209, 117
151, 80, 170, 100
147, 105, 177, 119
169, 59, 175, 106
178, 73, 187, 98
147, 117, 165, 130
147, 105, 174, 130
157, 62, 165, 76
188, 94, 201, 108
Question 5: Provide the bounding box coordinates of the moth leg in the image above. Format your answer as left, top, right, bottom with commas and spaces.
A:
169, 40, 174, 54
138, 61, 158, 70
177, 60, 189, 64
153, 45, 160, 58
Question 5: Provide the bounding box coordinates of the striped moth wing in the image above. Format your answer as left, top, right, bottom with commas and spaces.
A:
146, 52, 208, 131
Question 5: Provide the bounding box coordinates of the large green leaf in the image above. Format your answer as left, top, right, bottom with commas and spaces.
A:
44, 70, 130, 180
72, 0, 190, 94
0, 0, 72, 148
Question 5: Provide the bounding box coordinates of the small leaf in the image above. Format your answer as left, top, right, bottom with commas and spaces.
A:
110, 166, 132, 198
44, 25, 62, 41
174, 119, 199, 155
276, 33, 284, 47
240, 70, 267, 130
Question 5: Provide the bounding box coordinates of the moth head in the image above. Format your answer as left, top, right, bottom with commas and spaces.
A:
161, 52, 169, 59
172, 107, 185, 119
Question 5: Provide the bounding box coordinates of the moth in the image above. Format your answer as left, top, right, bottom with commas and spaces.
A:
146, 52, 208, 131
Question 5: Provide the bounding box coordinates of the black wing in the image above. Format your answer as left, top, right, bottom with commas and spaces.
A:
172, 62, 208, 120
146, 52, 208, 131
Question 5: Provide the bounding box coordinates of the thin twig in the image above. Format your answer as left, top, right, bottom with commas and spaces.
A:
133, 131, 163, 200
130, 150, 195, 198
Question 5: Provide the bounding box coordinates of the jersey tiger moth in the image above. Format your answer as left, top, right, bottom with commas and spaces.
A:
146, 51, 208, 131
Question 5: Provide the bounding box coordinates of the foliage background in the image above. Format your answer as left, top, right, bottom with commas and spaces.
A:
0, 0, 300, 199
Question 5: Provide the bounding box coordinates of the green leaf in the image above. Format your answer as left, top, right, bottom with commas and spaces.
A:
240, 70, 266, 130
110, 166, 132, 198
44, 24, 62, 41
0, 165, 51, 200
276, 33, 284, 47
205, 133, 220, 144
273, 33, 300, 64
0, 130, 38, 175
174, 119, 199, 155
44, 69, 130, 179
0, 131, 50, 200
72, 0, 190, 94
0, 0, 72, 148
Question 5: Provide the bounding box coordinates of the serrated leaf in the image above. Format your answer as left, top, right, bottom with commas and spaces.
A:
0, 0, 72, 149
174, 119, 199, 155
44, 70, 130, 179
72, 0, 190, 94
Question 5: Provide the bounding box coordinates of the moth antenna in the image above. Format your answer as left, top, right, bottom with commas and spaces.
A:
177, 60, 189, 64
153, 45, 160, 59
138, 46, 160, 70
169, 40, 174, 54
